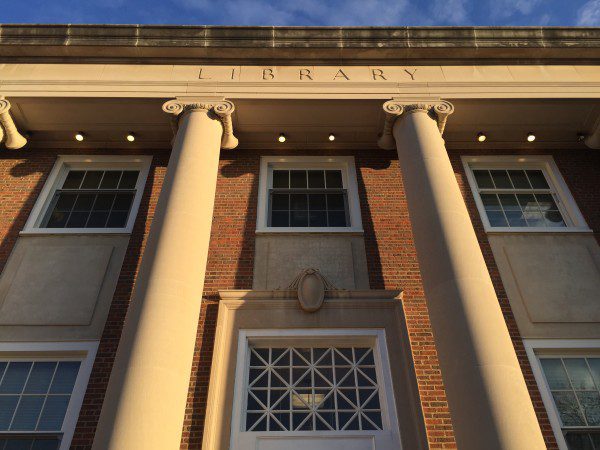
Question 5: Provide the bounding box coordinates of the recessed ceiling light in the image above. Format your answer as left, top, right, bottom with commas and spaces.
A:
126, 133, 135, 142
278, 133, 286, 143
328, 133, 336, 141
75, 132, 84, 142
477, 132, 487, 142
527, 132, 536, 142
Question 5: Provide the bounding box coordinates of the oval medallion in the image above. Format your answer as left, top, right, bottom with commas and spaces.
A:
297, 269, 325, 313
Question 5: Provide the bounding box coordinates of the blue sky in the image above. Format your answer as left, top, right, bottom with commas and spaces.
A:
1, 0, 599, 27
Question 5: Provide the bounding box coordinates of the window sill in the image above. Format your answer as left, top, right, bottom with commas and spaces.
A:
20, 228, 132, 236
485, 226, 592, 235
256, 227, 364, 235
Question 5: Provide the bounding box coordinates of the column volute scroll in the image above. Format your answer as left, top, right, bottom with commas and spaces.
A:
0, 97, 27, 150
162, 98, 238, 149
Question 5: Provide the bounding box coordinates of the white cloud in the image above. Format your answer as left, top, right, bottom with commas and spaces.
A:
432, 0, 468, 24
577, 0, 600, 25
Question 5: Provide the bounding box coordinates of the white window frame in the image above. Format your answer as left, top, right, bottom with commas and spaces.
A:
462, 155, 590, 233
22, 155, 152, 235
230, 329, 402, 449
256, 156, 363, 233
524, 339, 600, 450
0, 340, 98, 450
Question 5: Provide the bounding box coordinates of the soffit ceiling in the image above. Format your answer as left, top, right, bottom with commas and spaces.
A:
7, 97, 600, 150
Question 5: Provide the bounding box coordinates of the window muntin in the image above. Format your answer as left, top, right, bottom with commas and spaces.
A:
0, 360, 81, 449
41, 170, 139, 229
244, 346, 383, 432
269, 169, 349, 228
471, 168, 567, 229
540, 357, 600, 448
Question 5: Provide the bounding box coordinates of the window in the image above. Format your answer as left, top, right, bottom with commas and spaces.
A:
540, 357, 600, 449
230, 330, 401, 450
463, 156, 589, 232
525, 340, 600, 450
0, 342, 97, 450
24, 156, 151, 234
257, 157, 363, 232
245, 346, 382, 432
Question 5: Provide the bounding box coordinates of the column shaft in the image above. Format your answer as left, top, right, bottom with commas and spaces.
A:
92, 105, 225, 449
392, 106, 545, 449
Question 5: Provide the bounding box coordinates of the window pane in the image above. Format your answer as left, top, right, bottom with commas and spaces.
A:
118, 171, 139, 189
271, 211, 289, 227
24, 362, 56, 394
490, 170, 512, 188
481, 194, 500, 210
524, 211, 545, 227
535, 194, 558, 211
576, 391, 600, 426
328, 211, 347, 227
86, 211, 110, 228
11, 395, 44, 430
564, 432, 594, 450
73, 194, 95, 211
541, 359, 570, 389
290, 194, 308, 211
66, 211, 89, 228
99, 171, 121, 189
325, 170, 343, 188
309, 211, 327, 227
272, 170, 289, 188
62, 171, 85, 189
290, 211, 308, 227
544, 211, 566, 227
486, 211, 508, 227
309, 194, 326, 211
106, 211, 129, 228
473, 170, 494, 189
31, 439, 61, 450
4, 439, 35, 450
508, 170, 531, 189
92, 193, 115, 211
81, 171, 103, 189
45, 211, 69, 228
0, 362, 32, 394
327, 194, 345, 211
564, 359, 596, 390
0, 396, 19, 430
290, 171, 307, 188
505, 211, 527, 227
271, 194, 289, 211
588, 359, 600, 388
552, 391, 586, 426
55, 193, 77, 211
113, 193, 134, 211
307, 170, 325, 188
49, 362, 80, 394
516, 194, 537, 212
526, 170, 549, 189
498, 194, 520, 211
37, 395, 70, 431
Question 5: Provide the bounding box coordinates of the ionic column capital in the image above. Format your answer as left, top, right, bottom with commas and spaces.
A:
0, 97, 27, 150
377, 99, 454, 150
162, 98, 238, 149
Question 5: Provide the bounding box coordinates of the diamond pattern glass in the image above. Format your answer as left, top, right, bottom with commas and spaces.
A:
42, 170, 139, 229
540, 357, 600, 448
269, 170, 348, 228
245, 346, 383, 432
472, 168, 566, 228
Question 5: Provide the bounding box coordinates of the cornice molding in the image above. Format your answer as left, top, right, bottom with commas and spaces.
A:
1, 25, 600, 64
162, 98, 238, 149
378, 99, 454, 150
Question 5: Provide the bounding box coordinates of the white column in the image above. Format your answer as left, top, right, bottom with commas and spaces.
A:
380, 100, 546, 450
92, 98, 237, 450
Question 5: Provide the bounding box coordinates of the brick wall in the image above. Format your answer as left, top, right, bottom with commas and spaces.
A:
1, 147, 597, 449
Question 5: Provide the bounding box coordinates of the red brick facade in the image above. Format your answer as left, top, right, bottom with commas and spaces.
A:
0, 147, 597, 449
